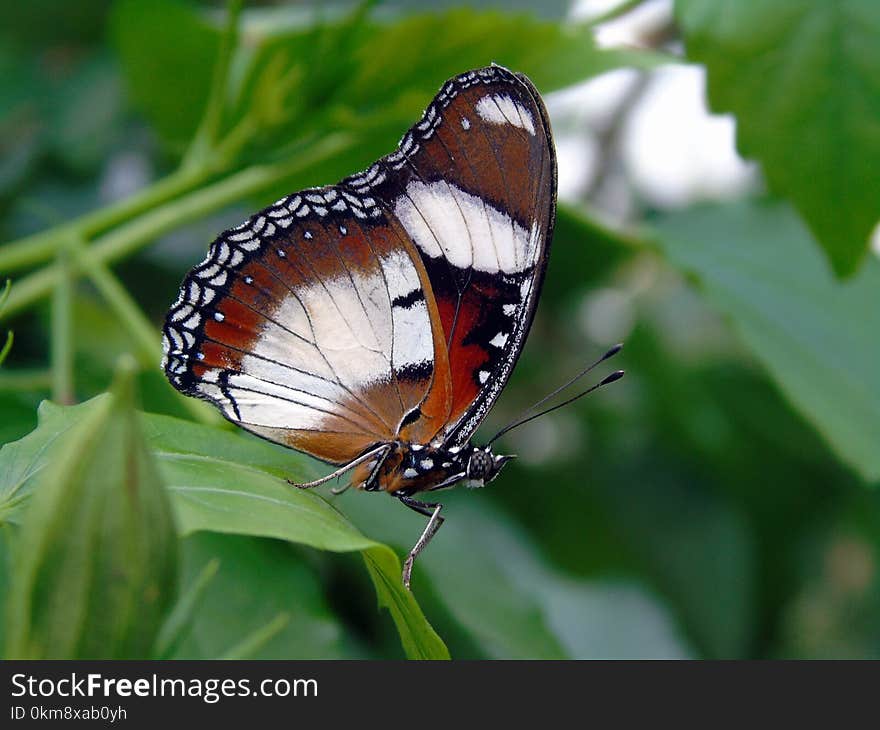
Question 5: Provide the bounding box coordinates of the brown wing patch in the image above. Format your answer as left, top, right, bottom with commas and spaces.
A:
163, 188, 445, 465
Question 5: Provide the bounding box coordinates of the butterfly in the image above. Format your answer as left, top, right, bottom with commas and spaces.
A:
162, 64, 622, 589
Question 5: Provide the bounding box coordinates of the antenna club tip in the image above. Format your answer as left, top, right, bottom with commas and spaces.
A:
603, 343, 624, 360
601, 369, 625, 385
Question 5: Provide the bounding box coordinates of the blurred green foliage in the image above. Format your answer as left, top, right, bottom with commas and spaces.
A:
676, 0, 880, 276
0, 0, 878, 659
654, 201, 880, 483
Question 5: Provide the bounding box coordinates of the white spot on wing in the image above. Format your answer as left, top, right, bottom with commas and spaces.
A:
381, 250, 422, 302
391, 299, 432, 373
475, 94, 536, 135
489, 332, 509, 348
377, 251, 433, 373
394, 181, 540, 274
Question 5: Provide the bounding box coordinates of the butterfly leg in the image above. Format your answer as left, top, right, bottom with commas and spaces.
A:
397, 494, 445, 590
362, 444, 409, 492
288, 443, 391, 490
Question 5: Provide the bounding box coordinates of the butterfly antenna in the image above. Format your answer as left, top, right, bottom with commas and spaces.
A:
488, 370, 624, 445
487, 344, 625, 445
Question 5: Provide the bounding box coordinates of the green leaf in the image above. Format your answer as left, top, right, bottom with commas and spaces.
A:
337, 491, 693, 659
220, 612, 290, 660
600, 463, 756, 657
47, 55, 125, 173
113, 1, 665, 166
652, 199, 880, 483
539, 204, 635, 312
4, 364, 178, 658
538, 579, 692, 659
0, 398, 449, 660
153, 555, 219, 660
111, 0, 220, 147
345, 9, 665, 110
0, 400, 93, 525
173, 533, 347, 660
0, 525, 14, 655
337, 490, 566, 658
361, 546, 450, 660
156, 441, 448, 659
676, 0, 880, 276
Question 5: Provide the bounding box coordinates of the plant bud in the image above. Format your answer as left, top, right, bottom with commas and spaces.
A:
6, 359, 178, 658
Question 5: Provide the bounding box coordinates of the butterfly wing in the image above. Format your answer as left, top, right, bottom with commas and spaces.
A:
163, 65, 554, 460
342, 65, 557, 445
162, 188, 452, 465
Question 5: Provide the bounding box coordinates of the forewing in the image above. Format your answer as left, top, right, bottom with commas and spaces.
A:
162, 188, 451, 464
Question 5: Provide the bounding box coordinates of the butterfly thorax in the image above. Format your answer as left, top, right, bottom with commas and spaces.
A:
351, 441, 514, 495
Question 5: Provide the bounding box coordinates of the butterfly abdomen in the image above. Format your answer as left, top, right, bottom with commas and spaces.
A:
348, 442, 468, 494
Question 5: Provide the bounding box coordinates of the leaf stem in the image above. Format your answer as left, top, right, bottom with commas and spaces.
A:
583, 0, 647, 27
2, 0, 242, 276
71, 245, 162, 368
0, 167, 211, 274
70, 241, 223, 426
220, 612, 290, 660
1, 133, 354, 320
182, 0, 244, 171
0, 280, 12, 366
0, 330, 11, 367
153, 558, 221, 659
0, 369, 52, 391
50, 243, 76, 405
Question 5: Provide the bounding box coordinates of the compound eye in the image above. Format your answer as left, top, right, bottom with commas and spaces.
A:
467, 451, 491, 480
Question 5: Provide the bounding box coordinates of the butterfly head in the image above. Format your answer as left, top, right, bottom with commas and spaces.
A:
464, 446, 515, 489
